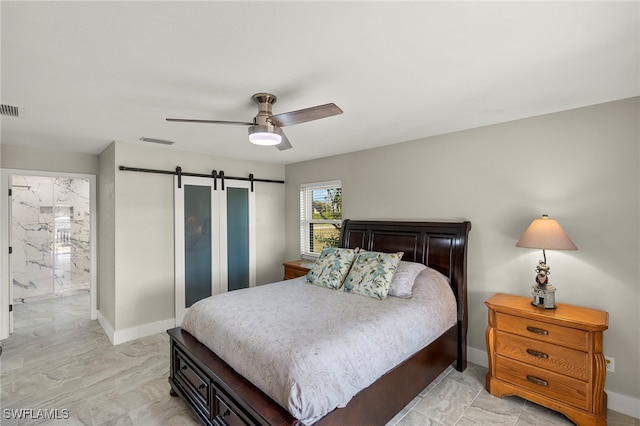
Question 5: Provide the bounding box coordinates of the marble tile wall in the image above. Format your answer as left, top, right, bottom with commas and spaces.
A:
10, 175, 91, 302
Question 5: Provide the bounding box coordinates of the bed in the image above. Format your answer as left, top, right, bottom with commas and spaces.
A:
168, 219, 471, 425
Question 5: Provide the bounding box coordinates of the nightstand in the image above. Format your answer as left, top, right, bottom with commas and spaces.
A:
485, 293, 609, 426
282, 259, 314, 280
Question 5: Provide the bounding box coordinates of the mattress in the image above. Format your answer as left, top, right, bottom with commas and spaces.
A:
181, 267, 456, 424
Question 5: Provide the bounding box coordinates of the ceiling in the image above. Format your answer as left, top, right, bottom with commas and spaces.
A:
1, 1, 638, 165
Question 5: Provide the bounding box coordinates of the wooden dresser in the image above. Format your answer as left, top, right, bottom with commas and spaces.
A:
282, 259, 314, 280
485, 293, 609, 426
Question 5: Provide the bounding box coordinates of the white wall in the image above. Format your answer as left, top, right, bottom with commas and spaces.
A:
285, 97, 640, 405
99, 141, 286, 342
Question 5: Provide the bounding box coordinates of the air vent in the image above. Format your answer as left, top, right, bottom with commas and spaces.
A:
139, 137, 175, 146
1, 104, 24, 118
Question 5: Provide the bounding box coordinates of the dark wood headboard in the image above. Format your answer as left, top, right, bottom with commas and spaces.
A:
339, 219, 472, 368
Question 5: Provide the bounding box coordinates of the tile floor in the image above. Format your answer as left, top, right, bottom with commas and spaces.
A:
1, 294, 637, 425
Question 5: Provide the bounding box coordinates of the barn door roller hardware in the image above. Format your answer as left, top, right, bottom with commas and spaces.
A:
118, 166, 284, 191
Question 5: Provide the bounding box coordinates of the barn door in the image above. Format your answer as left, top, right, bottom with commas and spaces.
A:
174, 176, 255, 325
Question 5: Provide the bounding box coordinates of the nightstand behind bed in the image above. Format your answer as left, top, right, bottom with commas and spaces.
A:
282, 259, 314, 280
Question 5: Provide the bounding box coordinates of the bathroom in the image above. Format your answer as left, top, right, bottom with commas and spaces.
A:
10, 175, 91, 304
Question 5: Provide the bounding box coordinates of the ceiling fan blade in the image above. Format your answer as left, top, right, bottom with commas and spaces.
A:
276, 131, 292, 151
166, 118, 253, 125
270, 103, 342, 127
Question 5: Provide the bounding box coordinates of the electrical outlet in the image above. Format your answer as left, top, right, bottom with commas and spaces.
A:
605, 356, 615, 372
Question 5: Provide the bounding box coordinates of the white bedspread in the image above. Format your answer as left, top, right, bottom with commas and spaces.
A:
181, 267, 456, 425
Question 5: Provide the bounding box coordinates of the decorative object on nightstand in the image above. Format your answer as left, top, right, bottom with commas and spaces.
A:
516, 214, 578, 309
485, 293, 609, 426
282, 259, 315, 280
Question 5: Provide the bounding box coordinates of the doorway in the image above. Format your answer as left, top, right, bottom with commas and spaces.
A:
11, 175, 90, 301
1, 170, 97, 339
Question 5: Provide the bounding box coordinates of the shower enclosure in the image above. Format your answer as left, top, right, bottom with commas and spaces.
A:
10, 175, 91, 303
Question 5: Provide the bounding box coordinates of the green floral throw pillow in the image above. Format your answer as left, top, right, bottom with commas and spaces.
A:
306, 247, 359, 289
343, 250, 403, 299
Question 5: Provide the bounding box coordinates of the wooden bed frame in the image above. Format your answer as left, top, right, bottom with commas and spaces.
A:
168, 219, 471, 426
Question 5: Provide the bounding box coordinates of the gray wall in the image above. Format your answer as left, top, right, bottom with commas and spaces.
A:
1, 144, 99, 175
284, 97, 640, 400
100, 141, 286, 333
98, 143, 116, 327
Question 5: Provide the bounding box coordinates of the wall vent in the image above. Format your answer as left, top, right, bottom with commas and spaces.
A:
1, 104, 24, 118
140, 137, 175, 146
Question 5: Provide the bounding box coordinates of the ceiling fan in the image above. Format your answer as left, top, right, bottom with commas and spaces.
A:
166, 93, 343, 151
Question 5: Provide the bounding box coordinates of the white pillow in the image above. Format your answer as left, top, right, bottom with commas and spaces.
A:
388, 261, 427, 298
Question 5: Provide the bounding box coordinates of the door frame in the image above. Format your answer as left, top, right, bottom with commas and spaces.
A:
0, 169, 97, 339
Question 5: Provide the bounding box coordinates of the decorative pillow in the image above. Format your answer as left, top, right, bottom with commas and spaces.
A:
343, 250, 403, 300
388, 261, 428, 298
306, 247, 359, 289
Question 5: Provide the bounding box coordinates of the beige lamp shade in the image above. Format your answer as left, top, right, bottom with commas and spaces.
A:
516, 215, 578, 250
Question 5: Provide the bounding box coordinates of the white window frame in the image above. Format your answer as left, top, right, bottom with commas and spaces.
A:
300, 180, 342, 259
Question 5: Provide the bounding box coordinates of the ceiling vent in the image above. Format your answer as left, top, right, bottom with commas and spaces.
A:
1, 104, 24, 118
139, 137, 175, 145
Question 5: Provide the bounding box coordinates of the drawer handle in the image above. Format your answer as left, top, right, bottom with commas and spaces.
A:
198, 383, 206, 390
526, 326, 549, 336
180, 365, 188, 371
526, 349, 549, 359
526, 375, 549, 387
222, 409, 231, 418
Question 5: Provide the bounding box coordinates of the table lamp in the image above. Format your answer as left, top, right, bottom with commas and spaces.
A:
516, 214, 578, 309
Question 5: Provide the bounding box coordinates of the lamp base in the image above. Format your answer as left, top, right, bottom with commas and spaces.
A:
532, 283, 556, 309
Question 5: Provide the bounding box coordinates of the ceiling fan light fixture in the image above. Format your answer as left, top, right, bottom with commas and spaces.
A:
248, 126, 282, 146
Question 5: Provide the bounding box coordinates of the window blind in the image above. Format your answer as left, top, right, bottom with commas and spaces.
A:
300, 180, 342, 258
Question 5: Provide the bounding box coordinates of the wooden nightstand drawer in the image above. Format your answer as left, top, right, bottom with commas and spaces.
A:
495, 312, 589, 351
494, 330, 589, 381
496, 355, 588, 410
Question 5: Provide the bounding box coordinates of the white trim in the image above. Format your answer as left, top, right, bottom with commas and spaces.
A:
173, 176, 186, 325
97, 309, 115, 344
468, 345, 489, 368
112, 318, 175, 345
607, 389, 640, 420
300, 180, 342, 190
467, 345, 640, 420
0, 169, 97, 339
218, 182, 228, 295
97, 310, 174, 345
0, 173, 10, 339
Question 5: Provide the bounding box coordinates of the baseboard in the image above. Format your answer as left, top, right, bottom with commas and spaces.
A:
468, 345, 489, 369
97, 310, 175, 345
468, 346, 640, 420
97, 310, 115, 344
606, 390, 640, 420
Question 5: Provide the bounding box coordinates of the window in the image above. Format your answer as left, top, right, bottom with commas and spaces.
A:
300, 180, 342, 258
